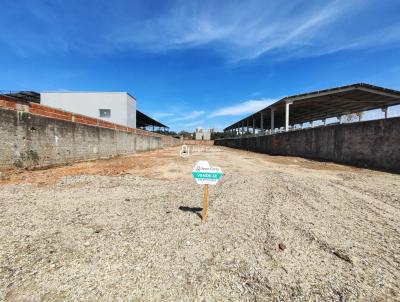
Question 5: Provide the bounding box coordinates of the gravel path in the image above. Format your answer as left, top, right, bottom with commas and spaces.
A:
0, 146, 399, 301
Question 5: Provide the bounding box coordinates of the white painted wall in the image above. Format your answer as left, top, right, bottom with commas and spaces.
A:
195, 128, 212, 140
126, 94, 136, 128
40, 92, 136, 128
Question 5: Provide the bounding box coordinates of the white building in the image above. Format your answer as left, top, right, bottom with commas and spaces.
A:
195, 128, 213, 140
40, 92, 136, 128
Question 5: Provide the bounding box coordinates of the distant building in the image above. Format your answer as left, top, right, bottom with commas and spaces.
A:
195, 128, 213, 140
2, 91, 169, 131
41, 92, 137, 128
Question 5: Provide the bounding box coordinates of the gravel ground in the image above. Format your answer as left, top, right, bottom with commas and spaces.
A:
0, 146, 399, 301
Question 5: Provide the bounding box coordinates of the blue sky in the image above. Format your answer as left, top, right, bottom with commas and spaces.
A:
1, 0, 400, 131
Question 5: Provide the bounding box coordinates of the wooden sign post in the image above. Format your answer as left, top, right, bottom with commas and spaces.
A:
192, 161, 223, 224
202, 184, 209, 224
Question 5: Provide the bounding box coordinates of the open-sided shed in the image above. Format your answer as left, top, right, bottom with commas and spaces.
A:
136, 110, 168, 130
224, 83, 400, 133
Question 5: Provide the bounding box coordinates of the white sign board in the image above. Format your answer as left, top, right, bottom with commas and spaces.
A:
192, 160, 223, 185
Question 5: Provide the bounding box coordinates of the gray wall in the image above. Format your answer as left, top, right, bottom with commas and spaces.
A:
0, 108, 163, 169
215, 117, 400, 172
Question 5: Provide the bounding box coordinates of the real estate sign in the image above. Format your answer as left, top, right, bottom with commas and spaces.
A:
192, 160, 223, 185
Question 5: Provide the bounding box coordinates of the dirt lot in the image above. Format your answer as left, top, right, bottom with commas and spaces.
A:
0, 146, 399, 301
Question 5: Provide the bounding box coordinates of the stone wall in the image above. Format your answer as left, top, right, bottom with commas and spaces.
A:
0, 96, 180, 169
215, 117, 400, 172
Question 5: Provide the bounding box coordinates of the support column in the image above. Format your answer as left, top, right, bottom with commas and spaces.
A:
382, 107, 388, 119
322, 119, 327, 126
260, 112, 264, 133
252, 118, 255, 134
285, 101, 293, 132
246, 120, 249, 134
271, 108, 275, 132
242, 122, 245, 136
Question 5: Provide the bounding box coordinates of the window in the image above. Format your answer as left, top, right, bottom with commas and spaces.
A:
99, 109, 111, 118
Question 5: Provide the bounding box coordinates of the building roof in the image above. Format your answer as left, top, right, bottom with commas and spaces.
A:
41, 91, 137, 100
0, 91, 40, 103
136, 110, 167, 128
224, 83, 400, 131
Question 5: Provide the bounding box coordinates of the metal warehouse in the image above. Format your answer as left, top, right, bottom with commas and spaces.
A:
224, 83, 400, 135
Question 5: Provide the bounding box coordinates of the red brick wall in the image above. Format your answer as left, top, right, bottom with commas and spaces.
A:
0, 95, 23, 110
0, 95, 179, 146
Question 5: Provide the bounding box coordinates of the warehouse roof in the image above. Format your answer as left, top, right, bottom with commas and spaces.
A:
136, 110, 167, 128
224, 83, 400, 131
0, 91, 40, 103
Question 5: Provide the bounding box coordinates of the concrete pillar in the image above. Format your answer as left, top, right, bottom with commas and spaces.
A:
252, 118, 255, 134
242, 123, 245, 136
260, 112, 264, 132
246, 120, 249, 134
285, 101, 293, 132
271, 108, 275, 132
382, 107, 388, 119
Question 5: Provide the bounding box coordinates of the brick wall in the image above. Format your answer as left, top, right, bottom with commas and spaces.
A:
0, 96, 180, 169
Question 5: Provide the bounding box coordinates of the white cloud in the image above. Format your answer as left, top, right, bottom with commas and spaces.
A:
110, 1, 341, 60
210, 99, 276, 117
107, 0, 400, 61
184, 120, 205, 127
152, 112, 175, 118
4, 1, 400, 61
171, 110, 205, 122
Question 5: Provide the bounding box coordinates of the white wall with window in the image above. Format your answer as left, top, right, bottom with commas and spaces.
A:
99, 109, 111, 118
40, 92, 136, 128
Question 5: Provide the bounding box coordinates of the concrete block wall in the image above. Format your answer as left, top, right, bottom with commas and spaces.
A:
182, 140, 215, 146
0, 96, 180, 169
215, 117, 400, 172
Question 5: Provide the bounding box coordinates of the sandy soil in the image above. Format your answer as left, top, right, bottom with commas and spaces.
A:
0, 146, 399, 301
